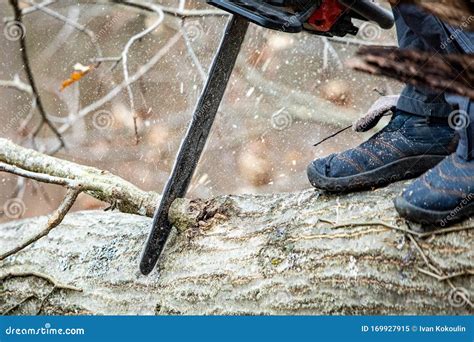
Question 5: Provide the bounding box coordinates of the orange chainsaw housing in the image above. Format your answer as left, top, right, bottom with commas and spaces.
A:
307, 0, 346, 32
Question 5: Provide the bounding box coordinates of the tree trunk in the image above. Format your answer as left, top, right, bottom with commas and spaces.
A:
0, 182, 472, 315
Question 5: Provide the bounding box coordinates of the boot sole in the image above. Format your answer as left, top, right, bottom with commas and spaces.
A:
307, 154, 446, 193
394, 196, 474, 227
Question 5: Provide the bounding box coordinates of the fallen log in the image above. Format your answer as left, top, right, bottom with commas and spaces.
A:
1, 183, 472, 315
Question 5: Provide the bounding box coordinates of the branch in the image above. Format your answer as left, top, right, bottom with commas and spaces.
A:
407, 233, 474, 308
0, 188, 80, 261
0, 138, 159, 217
0, 271, 81, 315
0, 75, 33, 94
348, 46, 474, 100
119, 1, 165, 144
26, 0, 103, 59
0, 271, 82, 292
56, 31, 182, 147
110, 0, 227, 18
8, 0, 65, 148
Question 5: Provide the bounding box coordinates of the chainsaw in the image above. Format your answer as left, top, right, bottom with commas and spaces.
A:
140, 0, 395, 275
209, 0, 394, 36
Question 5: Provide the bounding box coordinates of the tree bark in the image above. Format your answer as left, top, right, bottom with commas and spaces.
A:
1, 182, 472, 315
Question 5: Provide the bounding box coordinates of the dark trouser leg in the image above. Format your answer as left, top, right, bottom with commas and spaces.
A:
393, 4, 457, 118
393, 7, 474, 226
443, 24, 474, 160
394, 4, 474, 160
447, 95, 474, 161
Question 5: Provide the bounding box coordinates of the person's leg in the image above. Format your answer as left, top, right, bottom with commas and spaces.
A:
391, 7, 474, 226
443, 24, 474, 161
394, 99, 474, 226
392, 4, 458, 118
307, 4, 458, 192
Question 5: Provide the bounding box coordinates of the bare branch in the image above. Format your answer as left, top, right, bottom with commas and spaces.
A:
110, 0, 227, 18
0, 138, 159, 216
55, 32, 182, 146
0, 162, 80, 187
0, 271, 82, 292
8, 0, 65, 148
1, 294, 37, 315
0, 75, 33, 94
119, 1, 165, 143
26, 0, 103, 59
0, 188, 80, 261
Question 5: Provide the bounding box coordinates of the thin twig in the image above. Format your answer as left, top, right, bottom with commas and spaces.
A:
408, 233, 474, 309
0, 271, 82, 292
36, 287, 55, 315
2, 294, 37, 315
119, 1, 164, 144
0, 75, 33, 94
313, 125, 352, 147
416, 267, 474, 282
322, 220, 425, 237
0, 188, 81, 261
27, 0, 103, 59
110, 0, 227, 18
180, 19, 207, 83
407, 233, 442, 275
8, 0, 65, 148
21, 0, 56, 15
419, 225, 474, 238
0, 162, 81, 188
322, 219, 474, 238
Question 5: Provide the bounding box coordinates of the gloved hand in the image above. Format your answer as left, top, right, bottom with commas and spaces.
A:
353, 95, 400, 132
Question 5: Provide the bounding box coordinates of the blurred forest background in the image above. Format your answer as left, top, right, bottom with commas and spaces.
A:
0, 0, 401, 221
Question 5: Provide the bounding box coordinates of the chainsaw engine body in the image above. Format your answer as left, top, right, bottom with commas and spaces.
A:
207, 0, 394, 37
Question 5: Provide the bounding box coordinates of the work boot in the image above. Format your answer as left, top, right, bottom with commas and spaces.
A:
307, 110, 458, 192
394, 154, 474, 227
